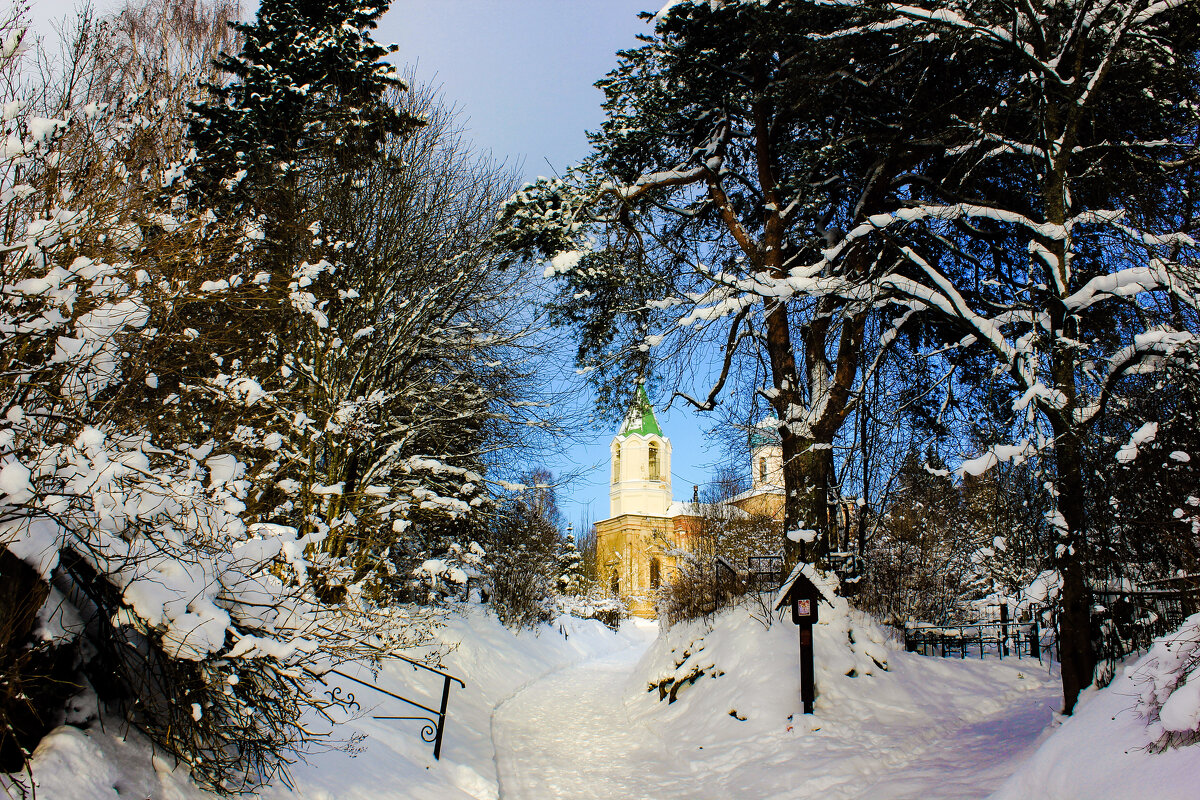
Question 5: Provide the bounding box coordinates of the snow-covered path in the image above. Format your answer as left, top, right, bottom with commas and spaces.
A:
492, 621, 1059, 800
493, 630, 691, 799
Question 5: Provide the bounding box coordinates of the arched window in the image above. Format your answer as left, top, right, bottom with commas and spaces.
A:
613, 444, 621, 482
759, 456, 767, 484
648, 442, 660, 481
649, 557, 661, 590
610, 569, 620, 596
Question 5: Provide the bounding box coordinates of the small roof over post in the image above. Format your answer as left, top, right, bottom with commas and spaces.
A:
773, 562, 838, 613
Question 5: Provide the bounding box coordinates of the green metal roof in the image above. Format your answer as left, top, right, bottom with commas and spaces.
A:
618, 384, 664, 438
750, 422, 781, 450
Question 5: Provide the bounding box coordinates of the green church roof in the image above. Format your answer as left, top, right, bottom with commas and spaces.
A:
750, 420, 781, 450
618, 384, 664, 438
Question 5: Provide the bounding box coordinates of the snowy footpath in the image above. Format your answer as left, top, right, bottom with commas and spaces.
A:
493, 623, 691, 798
493, 614, 1059, 800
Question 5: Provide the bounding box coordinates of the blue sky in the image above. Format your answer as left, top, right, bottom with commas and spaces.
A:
30, 0, 730, 531
384, 2, 731, 531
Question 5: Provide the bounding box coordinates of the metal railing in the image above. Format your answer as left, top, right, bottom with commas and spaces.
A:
324, 655, 465, 760
1091, 585, 1200, 685
747, 555, 784, 592
903, 618, 1045, 662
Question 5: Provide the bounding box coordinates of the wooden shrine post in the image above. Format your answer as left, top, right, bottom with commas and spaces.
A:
775, 564, 833, 715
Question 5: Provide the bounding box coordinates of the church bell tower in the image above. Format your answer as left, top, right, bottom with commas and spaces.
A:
609, 384, 672, 518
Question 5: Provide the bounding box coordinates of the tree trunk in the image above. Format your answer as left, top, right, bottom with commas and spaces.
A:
762, 299, 807, 567
0, 549, 75, 771
1049, 412, 1097, 714
788, 440, 835, 565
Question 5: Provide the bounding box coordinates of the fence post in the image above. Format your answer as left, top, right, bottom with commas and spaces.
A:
1000, 603, 1010, 657
433, 673, 452, 761
1030, 619, 1040, 661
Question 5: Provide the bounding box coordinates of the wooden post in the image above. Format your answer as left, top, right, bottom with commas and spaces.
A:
776, 566, 824, 716
799, 622, 815, 715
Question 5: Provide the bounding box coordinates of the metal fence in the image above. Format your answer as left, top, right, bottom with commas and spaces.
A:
1091, 585, 1200, 685
322, 656, 465, 760
903, 617, 1046, 662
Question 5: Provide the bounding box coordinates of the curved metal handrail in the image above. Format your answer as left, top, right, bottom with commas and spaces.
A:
324, 661, 465, 760
388, 654, 467, 688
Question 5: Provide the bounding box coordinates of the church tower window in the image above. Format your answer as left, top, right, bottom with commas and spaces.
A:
613, 445, 621, 482
648, 442, 660, 481
649, 557, 661, 590
611, 569, 620, 596
759, 456, 767, 484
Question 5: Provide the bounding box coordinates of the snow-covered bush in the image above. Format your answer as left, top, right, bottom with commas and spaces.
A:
657, 549, 735, 628
557, 590, 627, 631
1134, 612, 1200, 751
480, 493, 562, 629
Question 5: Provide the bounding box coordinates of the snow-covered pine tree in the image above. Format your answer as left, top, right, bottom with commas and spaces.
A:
557, 536, 587, 596
785, 0, 1200, 713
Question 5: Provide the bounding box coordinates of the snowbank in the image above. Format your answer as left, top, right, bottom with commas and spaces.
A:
11, 608, 640, 800
628, 602, 1060, 799
992, 616, 1200, 800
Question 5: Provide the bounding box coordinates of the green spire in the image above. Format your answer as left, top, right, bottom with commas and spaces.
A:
618, 384, 664, 438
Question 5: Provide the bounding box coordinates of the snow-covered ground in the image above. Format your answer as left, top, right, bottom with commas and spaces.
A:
12, 603, 1200, 799
14, 611, 644, 800
993, 614, 1200, 800
495, 603, 1059, 799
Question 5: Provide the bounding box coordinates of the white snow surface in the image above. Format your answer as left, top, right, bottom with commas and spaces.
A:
15, 603, 1200, 800
992, 629, 1200, 800
492, 605, 1059, 800
13, 610, 643, 800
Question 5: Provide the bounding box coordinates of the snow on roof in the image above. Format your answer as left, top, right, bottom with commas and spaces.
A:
727, 484, 785, 504
773, 562, 839, 610
667, 501, 750, 520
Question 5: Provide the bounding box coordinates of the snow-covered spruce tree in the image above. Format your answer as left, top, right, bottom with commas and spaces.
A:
497, 0, 1000, 567
188, 0, 421, 213
181, 2, 547, 606
785, 0, 1200, 713
556, 535, 587, 595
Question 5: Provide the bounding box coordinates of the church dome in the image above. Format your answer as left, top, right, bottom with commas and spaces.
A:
749, 418, 781, 450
